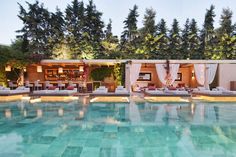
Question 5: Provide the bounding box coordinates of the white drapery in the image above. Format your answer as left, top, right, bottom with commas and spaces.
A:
194, 64, 205, 86
206, 64, 218, 84
155, 64, 180, 86
194, 64, 218, 88
155, 64, 166, 85
169, 64, 180, 85
126, 63, 141, 92
130, 63, 142, 86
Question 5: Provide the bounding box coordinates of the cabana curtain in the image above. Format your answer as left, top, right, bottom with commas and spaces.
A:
155, 64, 166, 85
169, 64, 180, 85
129, 63, 141, 91
194, 64, 205, 86
206, 64, 218, 84
194, 64, 218, 87
155, 64, 180, 86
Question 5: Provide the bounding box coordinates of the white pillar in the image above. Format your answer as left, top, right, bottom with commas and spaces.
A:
204, 64, 209, 89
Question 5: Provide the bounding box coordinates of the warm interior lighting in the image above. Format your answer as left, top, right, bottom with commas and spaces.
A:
58, 67, 63, 73
58, 108, 64, 116
37, 66, 42, 72
5, 65, 11, 72
191, 70, 195, 79
79, 110, 84, 118
79, 66, 84, 72
23, 67, 27, 72
37, 109, 43, 117
5, 109, 12, 118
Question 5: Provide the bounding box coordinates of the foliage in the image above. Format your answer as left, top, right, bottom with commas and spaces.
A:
13, 1, 236, 61
90, 67, 113, 81
113, 63, 122, 85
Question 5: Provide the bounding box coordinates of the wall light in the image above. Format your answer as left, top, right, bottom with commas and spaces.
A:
5, 65, 11, 72
58, 67, 63, 73
37, 66, 42, 73
79, 66, 84, 72
191, 70, 195, 79
23, 67, 27, 72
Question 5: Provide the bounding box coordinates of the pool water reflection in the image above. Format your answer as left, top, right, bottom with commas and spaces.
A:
0, 100, 236, 157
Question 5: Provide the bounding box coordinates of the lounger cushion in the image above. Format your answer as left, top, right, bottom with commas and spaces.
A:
48, 86, 56, 90
67, 86, 74, 90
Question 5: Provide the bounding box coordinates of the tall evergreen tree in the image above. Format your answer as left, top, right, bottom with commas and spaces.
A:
65, 0, 85, 58
169, 19, 182, 59
201, 5, 216, 59
121, 5, 139, 42
141, 8, 157, 37
189, 19, 201, 59
181, 19, 190, 59
156, 19, 169, 59
84, 0, 105, 58
17, 1, 52, 58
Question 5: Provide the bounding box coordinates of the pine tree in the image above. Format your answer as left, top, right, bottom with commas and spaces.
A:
216, 8, 235, 59
65, 0, 85, 56
121, 5, 139, 42
181, 19, 190, 59
17, 1, 52, 58
201, 5, 216, 59
84, 0, 105, 58
169, 19, 182, 59
189, 19, 201, 59
156, 19, 169, 59
141, 8, 157, 37
120, 5, 140, 58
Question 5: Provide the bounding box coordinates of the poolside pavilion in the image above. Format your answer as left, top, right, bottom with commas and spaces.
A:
14, 59, 236, 92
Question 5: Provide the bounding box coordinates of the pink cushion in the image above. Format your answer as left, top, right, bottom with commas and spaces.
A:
48, 86, 56, 90
148, 86, 156, 90
168, 86, 177, 90
67, 86, 74, 90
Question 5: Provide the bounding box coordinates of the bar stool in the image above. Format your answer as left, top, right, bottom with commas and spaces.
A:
34, 80, 42, 91
8, 81, 17, 90
57, 81, 65, 90
45, 81, 53, 89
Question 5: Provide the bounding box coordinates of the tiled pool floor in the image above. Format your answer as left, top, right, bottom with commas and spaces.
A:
0, 101, 236, 157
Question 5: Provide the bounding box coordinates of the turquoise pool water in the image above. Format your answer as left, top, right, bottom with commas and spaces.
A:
0, 99, 236, 157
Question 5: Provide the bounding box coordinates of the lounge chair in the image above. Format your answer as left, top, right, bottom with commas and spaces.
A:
215, 87, 236, 95
68, 81, 77, 87
92, 86, 108, 94
115, 86, 129, 95
0, 86, 30, 96
33, 87, 77, 96
192, 87, 223, 96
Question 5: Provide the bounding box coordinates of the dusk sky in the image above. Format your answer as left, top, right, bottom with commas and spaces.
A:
1, 0, 236, 45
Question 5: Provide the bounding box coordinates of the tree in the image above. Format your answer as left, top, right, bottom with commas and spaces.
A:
169, 19, 182, 59
201, 5, 216, 59
121, 5, 139, 42
188, 19, 201, 59
215, 8, 235, 59
141, 8, 157, 37
156, 19, 169, 59
84, 0, 105, 58
181, 19, 190, 59
17, 1, 52, 58
120, 5, 140, 58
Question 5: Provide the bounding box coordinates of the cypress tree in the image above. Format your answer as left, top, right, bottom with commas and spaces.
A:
141, 8, 157, 37
181, 19, 190, 59
169, 19, 182, 59
156, 19, 169, 59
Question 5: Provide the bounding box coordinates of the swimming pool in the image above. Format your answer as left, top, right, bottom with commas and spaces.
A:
0, 99, 236, 157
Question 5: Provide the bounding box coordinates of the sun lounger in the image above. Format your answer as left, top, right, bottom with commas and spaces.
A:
115, 86, 129, 94
0, 86, 30, 96
145, 88, 190, 97
92, 86, 108, 94
32, 88, 77, 96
